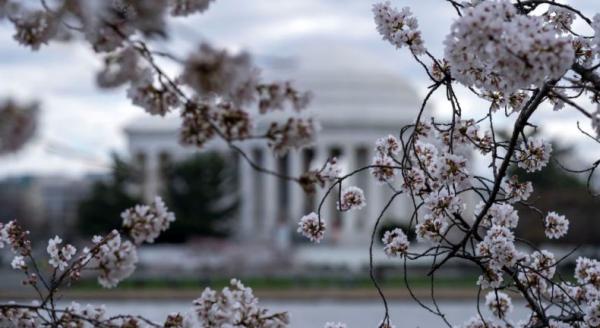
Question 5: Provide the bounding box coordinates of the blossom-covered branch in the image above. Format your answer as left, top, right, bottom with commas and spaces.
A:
293, 1, 600, 327
5, 0, 600, 327
0, 197, 289, 327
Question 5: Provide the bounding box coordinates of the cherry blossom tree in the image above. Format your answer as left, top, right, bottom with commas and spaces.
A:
2, 0, 600, 327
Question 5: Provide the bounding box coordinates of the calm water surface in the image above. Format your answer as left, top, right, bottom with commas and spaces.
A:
89, 299, 530, 327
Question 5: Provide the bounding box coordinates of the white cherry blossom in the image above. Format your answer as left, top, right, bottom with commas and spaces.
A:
121, 196, 176, 245
47, 236, 76, 271
516, 137, 552, 173
444, 0, 574, 95
297, 212, 326, 243
338, 186, 366, 211
544, 211, 569, 239
89, 231, 138, 288
373, 2, 425, 54
382, 228, 410, 257
485, 291, 513, 319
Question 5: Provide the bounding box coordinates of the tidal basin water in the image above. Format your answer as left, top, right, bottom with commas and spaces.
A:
92, 299, 530, 327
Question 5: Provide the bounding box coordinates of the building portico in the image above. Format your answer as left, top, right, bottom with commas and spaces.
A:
124, 43, 425, 268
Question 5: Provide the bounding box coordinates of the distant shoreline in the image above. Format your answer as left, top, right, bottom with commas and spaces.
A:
0, 287, 480, 301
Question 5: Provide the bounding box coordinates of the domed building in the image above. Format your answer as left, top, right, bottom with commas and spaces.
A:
124, 43, 427, 269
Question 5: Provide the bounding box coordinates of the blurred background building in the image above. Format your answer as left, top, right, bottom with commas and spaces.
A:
123, 44, 423, 273
0, 174, 104, 239
1, 43, 599, 284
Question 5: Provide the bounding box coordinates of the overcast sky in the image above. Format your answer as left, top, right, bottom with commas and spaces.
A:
0, 0, 597, 178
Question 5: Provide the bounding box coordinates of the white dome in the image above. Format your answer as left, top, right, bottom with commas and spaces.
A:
124, 115, 180, 134
261, 40, 422, 128
294, 69, 420, 127
125, 40, 423, 133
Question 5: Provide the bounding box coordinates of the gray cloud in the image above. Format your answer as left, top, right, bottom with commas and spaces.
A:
0, 1, 598, 177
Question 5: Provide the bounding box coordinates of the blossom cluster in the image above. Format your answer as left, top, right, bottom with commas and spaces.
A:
179, 43, 256, 103
0, 305, 38, 327
58, 302, 108, 327
382, 228, 409, 257
444, 0, 575, 95
384, 122, 473, 245
415, 215, 448, 244
2, 0, 317, 163
87, 230, 138, 288
544, 211, 569, 239
47, 236, 76, 271
503, 256, 600, 327
72, 198, 176, 288
96, 46, 141, 88
257, 81, 312, 114
401, 121, 474, 193
266, 117, 319, 156
0, 99, 38, 155
8, 201, 173, 289
476, 202, 519, 229
0, 220, 31, 256
0, 279, 288, 327
501, 175, 533, 203
544, 5, 575, 33
338, 186, 366, 211
0, 195, 292, 327
475, 223, 523, 288
297, 212, 326, 243
518, 250, 557, 292
485, 291, 513, 319
127, 69, 181, 116
516, 137, 552, 173
121, 196, 176, 244
370, 134, 400, 183
372, 2, 425, 54
193, 279, 289, 327
175, 43, 315, 155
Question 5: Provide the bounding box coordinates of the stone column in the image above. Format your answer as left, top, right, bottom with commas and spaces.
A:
143, 151, 160, 203
365, 146, 382, 245
262, 151, 277, 242
315, 144, 334, 242
341, 144, 358, 245
283, 150, 302, 249
288, 151, 303, 221
239, 148, 255, 241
